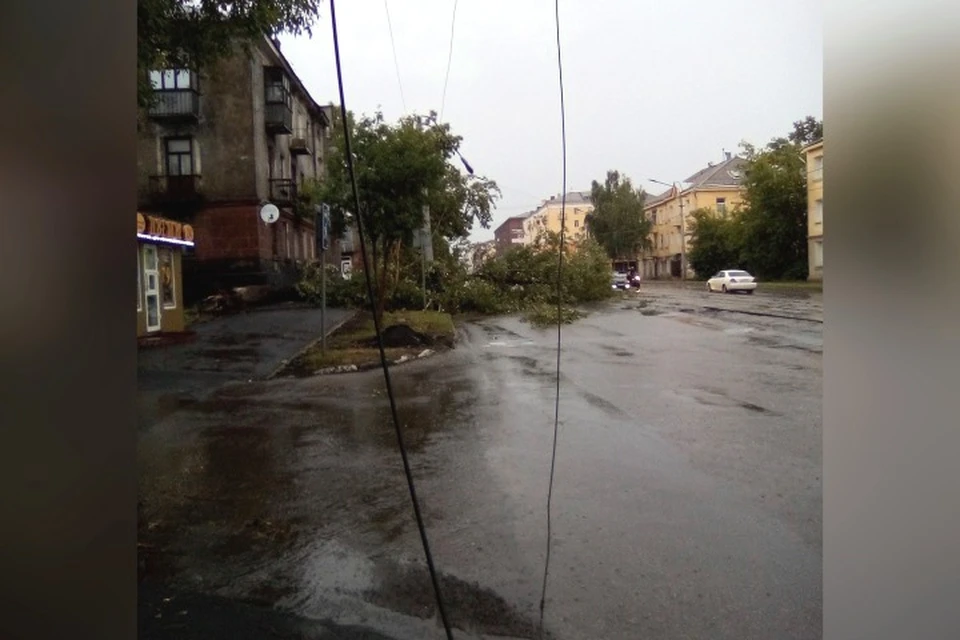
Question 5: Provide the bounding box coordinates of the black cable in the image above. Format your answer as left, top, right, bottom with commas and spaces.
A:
383, 0, 408, 113
539, 0, 567, 637
438, 0, 459, 122
328, 2, 455, 638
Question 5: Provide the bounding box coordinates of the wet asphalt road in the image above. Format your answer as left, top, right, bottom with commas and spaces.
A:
138, 286, 821, 639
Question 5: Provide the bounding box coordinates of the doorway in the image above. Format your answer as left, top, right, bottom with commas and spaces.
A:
143, 244, 162, 332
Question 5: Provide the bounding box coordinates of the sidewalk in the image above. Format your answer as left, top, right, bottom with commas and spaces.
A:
137, 304, 354, 430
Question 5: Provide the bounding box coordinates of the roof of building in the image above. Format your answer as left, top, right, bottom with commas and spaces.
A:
801, 138, 824, 153
683, 155, 747, 188
263, 36, 330, 125
542, 191, 592, 205
645, 155, 747, 209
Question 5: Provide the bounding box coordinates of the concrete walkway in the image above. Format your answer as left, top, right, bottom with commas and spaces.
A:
137, 304, 353, 430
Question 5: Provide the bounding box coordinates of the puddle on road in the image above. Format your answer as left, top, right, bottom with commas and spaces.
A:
579, 390, 628, 418
192, 347, 261, 361
363, 563, 547, 640
139, 352, 549, 638
485, 337, 536, 348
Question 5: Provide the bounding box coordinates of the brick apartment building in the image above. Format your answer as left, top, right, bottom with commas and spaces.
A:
493, 213, 530, 253
137, 35, 340, 303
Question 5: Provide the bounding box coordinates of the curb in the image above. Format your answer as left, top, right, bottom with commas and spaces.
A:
265, 310, 359, 380
309, 347, 442, 377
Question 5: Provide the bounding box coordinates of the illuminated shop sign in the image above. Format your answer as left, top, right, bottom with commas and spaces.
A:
137, 212, 195, 247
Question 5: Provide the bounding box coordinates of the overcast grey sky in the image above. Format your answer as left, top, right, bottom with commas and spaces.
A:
279, 0, 822, 242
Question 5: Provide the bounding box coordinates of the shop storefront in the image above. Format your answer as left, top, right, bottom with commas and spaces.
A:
137, 212, 194, 337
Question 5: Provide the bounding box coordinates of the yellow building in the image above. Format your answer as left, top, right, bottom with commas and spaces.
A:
522, 191, 594, 247
643, 154, 746, 279
802, 139, 824, 281
137, 212, 194, 337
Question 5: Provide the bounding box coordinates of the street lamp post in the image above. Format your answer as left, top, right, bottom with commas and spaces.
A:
649, 178, 687, 281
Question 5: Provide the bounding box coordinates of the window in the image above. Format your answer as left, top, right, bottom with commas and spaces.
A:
716, 197, 726, 215
159, 248, 176, 309
814, 199, 823, 226
283, 221, 291, 258
264, 68, 292, 107
812, 240, 823, 268
149, 69, 197, 91
165, 138, 193, 176
137, 249, 142, 311
574, 219, 580, 228
811, 155, 823, 181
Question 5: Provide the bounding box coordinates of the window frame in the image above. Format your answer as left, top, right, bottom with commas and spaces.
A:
164, 137, 195, 176
137, 247, 142, 311
264, 67, 292, 108
149, 68, 199, 92
158, 247, 177, 310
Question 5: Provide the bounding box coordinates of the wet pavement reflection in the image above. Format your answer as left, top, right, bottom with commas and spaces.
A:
139, 291, 821, 639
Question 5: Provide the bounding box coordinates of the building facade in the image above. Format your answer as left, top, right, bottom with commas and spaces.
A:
522, 192, 594, 247
643, 154, 746, 279
493, 215, 530, 253
137, 36, 333, 304
803, 139, 824, 281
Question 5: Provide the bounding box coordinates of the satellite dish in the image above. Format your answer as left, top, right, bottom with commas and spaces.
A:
260, 203, 280, 224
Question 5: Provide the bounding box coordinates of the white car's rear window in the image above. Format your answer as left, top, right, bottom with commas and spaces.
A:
729, 271, 751, 277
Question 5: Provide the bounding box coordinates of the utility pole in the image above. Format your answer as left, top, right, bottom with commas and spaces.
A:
317, 203, 331, 353
679, 190, 686, 281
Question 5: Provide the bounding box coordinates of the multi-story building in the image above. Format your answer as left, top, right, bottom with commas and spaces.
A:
802, 139, 824, 281
137, 35, 334, 303
522, 192, 594, 247
643, 153, 746, 279
493, 214, 531, 253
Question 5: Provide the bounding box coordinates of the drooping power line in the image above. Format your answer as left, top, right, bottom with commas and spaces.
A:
328, 2, 453, 639
438, 0, 459, 122
539, 0, 569, 637
383, 0, 408, 113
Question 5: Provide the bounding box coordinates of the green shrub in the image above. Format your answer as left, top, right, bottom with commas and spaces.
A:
525, 303, 584, 328
388, 278, 425, 311
449, 278, 507, 314
296, 263, 368, 308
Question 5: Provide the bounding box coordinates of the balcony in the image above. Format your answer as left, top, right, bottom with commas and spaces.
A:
148, 89, 200, 121
269, 178, 297, 205
265, 103, 293, 134
289, 128, 312, 155
148, 175, 202, 203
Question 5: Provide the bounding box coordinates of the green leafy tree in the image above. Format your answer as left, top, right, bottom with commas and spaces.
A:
138, 0, 322, 111
737, 127, 811, 280
584, 171, 653, 262
789, 115, 823, 147
687, 208, 743, 278
316, 110, 500, 323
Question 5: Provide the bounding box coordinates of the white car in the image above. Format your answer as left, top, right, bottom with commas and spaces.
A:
706, 269, 757, 294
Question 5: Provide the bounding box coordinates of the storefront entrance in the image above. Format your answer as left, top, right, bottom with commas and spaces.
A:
137, 212, 194, 337
143, 244, 162, 332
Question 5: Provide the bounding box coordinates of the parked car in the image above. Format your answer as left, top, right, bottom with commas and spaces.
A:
612, 271, 630, 290
706, 269, 757, 294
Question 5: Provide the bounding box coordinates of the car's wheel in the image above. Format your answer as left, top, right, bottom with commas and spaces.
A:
721, 284, 727, 293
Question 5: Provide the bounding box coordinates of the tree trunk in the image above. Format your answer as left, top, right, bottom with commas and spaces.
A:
374, 237, 390, 327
